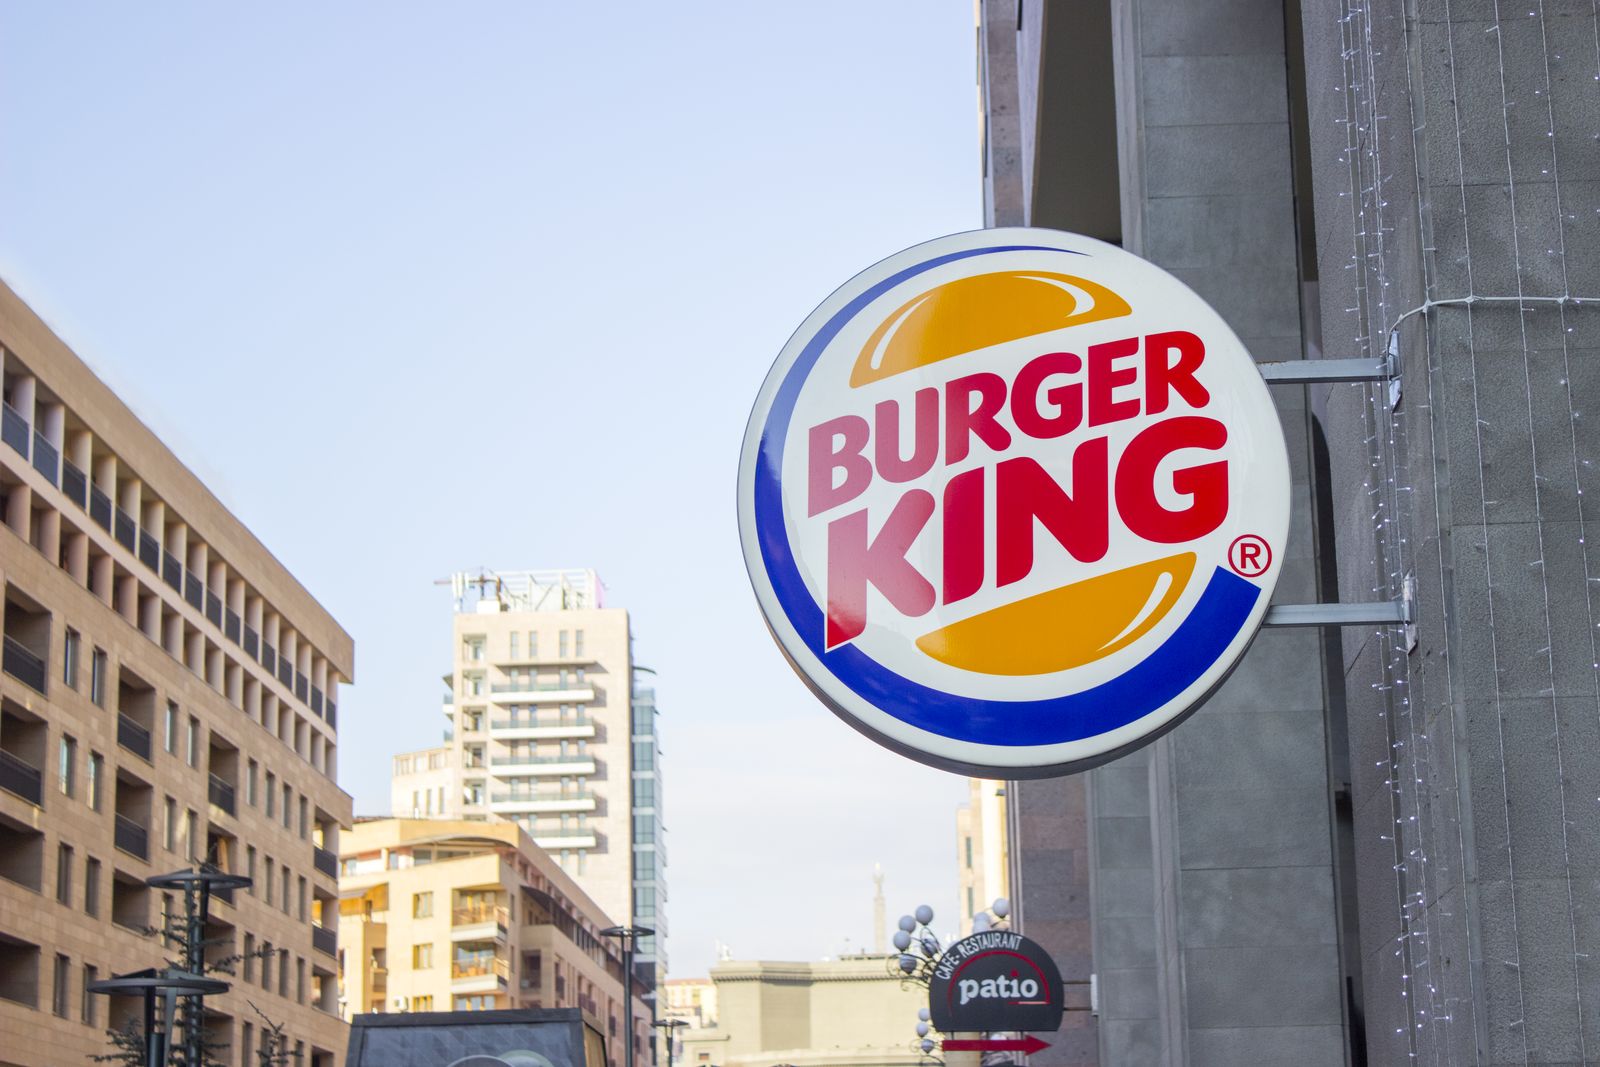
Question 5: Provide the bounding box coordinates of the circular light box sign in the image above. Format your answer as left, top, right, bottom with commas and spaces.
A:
737, 228, 1290, 777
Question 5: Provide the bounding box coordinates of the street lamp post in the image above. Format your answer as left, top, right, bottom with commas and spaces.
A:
600, 924, 656, 1067
652, 1017, 689, 1067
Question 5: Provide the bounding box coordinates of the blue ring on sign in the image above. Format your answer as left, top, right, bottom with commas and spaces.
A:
750, 245, 1261, 747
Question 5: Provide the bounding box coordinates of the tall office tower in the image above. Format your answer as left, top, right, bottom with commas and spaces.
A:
0, 280, 353, 1065
441, 569, 664, 996
955, 779, 1008, 937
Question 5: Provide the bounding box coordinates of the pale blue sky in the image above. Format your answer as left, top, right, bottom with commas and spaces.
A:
0, 4, 978, 977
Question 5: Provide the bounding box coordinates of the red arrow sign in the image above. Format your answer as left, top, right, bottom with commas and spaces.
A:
941, 1036, 1052, 1055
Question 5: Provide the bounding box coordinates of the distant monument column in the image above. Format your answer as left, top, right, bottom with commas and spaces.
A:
872, 866, 887, 955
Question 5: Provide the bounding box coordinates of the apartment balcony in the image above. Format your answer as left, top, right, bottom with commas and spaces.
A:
450, 954, 510, 994
488, 756, 596, 777
313, 845, 338, 880
29, 432, 57, 486
531, 829, 599, 850
0, 750, 41, 806
488, 718, 595, 741
115, 815, 149, 861
488, 790, 596, 816
207, 774, 235, 817
370, 966, 388, 994
452, 905, 509, 943
487, 684, 596, 706
1, 637, 46, 696
312, 923, 337, 958
117, 715, 152, 763
0, 403, 27, 457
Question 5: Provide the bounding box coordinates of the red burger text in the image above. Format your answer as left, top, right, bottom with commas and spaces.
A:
807, 331, 1229, 649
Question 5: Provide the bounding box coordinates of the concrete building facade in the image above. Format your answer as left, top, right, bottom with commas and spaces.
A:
956, 779, 1009, 936
978, 0, 1600, 1063
677, 958, 925, 1067
0, 279, 353, 1065
336, 817, 651, 1066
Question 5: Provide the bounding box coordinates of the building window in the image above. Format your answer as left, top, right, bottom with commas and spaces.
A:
83, 964, 98, 1026
574, 630, 584, 656
528, 632, 538, 657
163, 702, 178, 754
413, 943, 434, 969
298, 876, 307, 921
414, 994, 434, 1011
186, 810, 198, 862
62, 629, 80, 688
265, 773, 276, 818
260, 943, 272, 990
246, 847, 257, 894
56, 843, 73, 905
89, 648, 106, 706
186, 716, 199, 767
509, 633, 519, 659
298, 797, 308, 839
84, 857, 100, 918
87, 751, 103, 811
58, 735, 76, 797
53, 954, 70, 1018
414, 892, 433, 918
965, 837, 973, 867
264, 857, 274, 906
278, 949, 288, 997
243, 935, 255, 981
246, 760, 258, 806
558, 631, 568, 657
163, 798, 177, 852
282, 784, 291, 828
281, 864, 290, 914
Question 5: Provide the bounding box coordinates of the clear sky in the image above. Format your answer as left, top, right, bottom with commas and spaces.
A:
0, 4, 979, 978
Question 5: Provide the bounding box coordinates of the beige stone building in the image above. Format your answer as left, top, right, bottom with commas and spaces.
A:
955, 780, 1008, 936
0, 280, 353, 1064
677, 958, 925, 1067
394, 569, 666, 994
661, 975, 717, 1029
337, 817, 651, 1066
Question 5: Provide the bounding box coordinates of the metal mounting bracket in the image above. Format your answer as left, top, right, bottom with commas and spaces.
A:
1262, 597, 1412, 628
1256, 355, 1395, 385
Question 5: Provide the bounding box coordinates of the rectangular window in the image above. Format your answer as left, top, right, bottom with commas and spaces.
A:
87, 751, 103, 811
83, 964, 98, 1025
265, 773, 276, 818
186, 715, 199, 767
246, 847, 257, 894
559, 631, 568, 657
163, 702, 178, 754
297, 957, 305, 1004
414, 994, 434, 1011
244, 934, 255, 981
163, 797, 177, 852
84, 857, 100, 917
411, 790, 420, 817
56, 843, 73, 905
58, 735, 76, 797
186, 809, 197, 862
298, 876, 306, 921
260, 943, 272, 990
246, 760, 258, 806
264, 856, 274, 906
52, 954, 70, 1018
63, 629, 80, 688
281, 864, 290, 914
574, 629, 584, 656
509, 632, 519, 659
282, 784, 291, 828
528, 632, 538, 657
241, 1023, 252, 1060
298, 797, 308, 839
965, 837, 973, 867
414, 892, 433, 918
89, 648, 106, 706
413, 943, 433, 969
278, 949, 288, 997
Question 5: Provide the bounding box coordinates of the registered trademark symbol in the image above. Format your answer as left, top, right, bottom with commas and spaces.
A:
1228, 535, 1272, 577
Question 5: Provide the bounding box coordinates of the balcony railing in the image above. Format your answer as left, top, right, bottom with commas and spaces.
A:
488, 755, 596, 768
117, 714, 152, 762
137, 530, 160, 571
276, 659, 293, 688
451, 956, 510, 981
184, 574, 204, 612
60, 460, 88, 508
490, 789, 595, 804
453, 904, 509, 928
312, 924, 337, 957
490, 682, 591, 694
0, 749, 42, 805
371, 966, 388, 993
88, 486, 112, 531
113, 509, 137, 552
208, 774, 236, 815
205, 593, 222, 628
261, 642, 276, 673
0, 403, 27, 457
313, 845, 338, 879
224, 609, 241, 644
243, 627, 259, 659
295, 672, 309, 702
311, 686, 323, 716
1, 636, 46, 694
161, 550, 183, 592
530, 829, 598, 843
115, 814, 149, 860
489, 717, 591, 731
327, 701, 337, 728
30, 432, 58, 485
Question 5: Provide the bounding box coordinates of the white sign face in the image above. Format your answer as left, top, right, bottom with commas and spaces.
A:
737, 228, 1290, 776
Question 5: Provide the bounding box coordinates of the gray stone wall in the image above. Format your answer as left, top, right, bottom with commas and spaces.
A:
1303, 0, 1600, 1063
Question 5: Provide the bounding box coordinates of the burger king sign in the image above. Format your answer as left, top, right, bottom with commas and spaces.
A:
737, 229, 1290, 777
